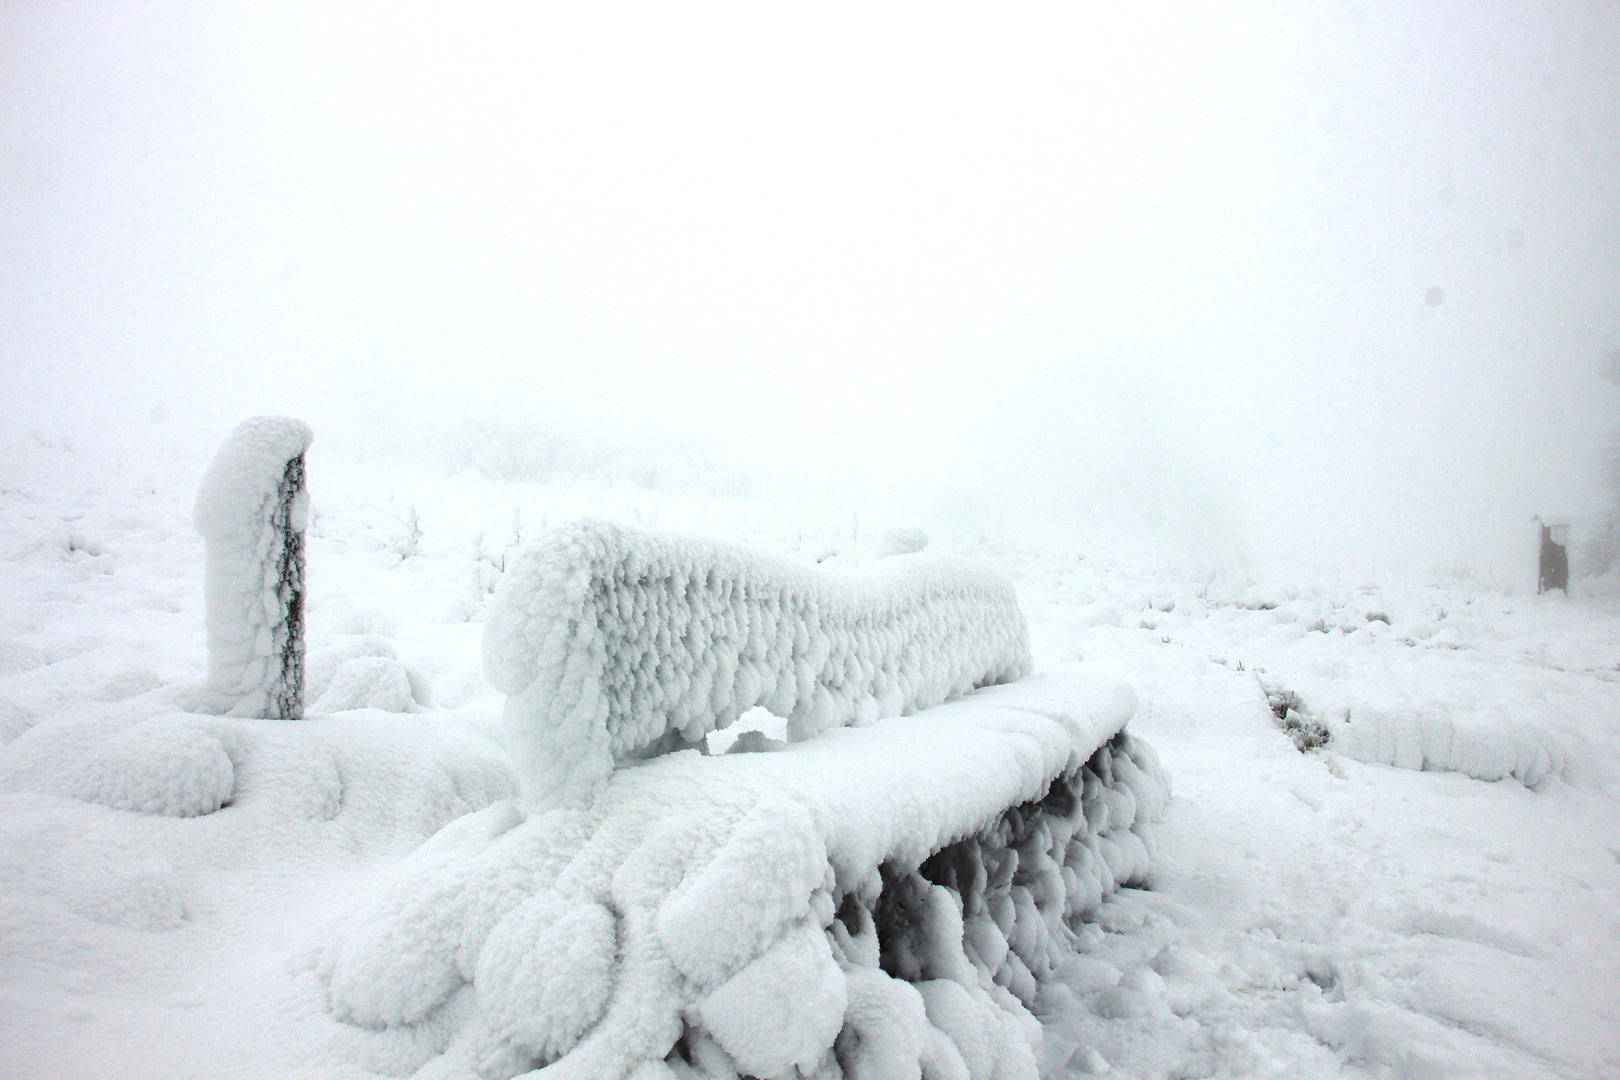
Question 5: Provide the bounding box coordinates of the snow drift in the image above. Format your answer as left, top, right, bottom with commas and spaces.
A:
483, 520, 1032, 808
1, 705, 514, 955
0, 711, 237, 818
1326, 706, 1577, 788
316, 674, 1168, 1080
193, 416, 313, 720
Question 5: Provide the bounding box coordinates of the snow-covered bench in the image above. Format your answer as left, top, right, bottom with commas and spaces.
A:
317, 523, 1169, 1080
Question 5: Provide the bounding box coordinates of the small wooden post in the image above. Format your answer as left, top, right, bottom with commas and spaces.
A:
1538, 519, 1569, 595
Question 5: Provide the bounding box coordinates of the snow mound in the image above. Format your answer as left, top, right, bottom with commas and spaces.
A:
484, 520, 1032, 807
1, 703, 516, 830
0, 638, 46, 677
879, 526, 930, 558
193, 416, 313, 720
0, 697, 33, 744
1256, 658, 1606, 788
0, 713, 237, 817
305, 636, 423, 714
306, 636, 397, 701
315, 672, 1168, 1080
313, 656, 415, 714
0, 809, 191, 931
0, 708, 516, 957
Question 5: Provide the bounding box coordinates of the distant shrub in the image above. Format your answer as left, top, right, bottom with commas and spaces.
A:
1262, 682, 1331, 752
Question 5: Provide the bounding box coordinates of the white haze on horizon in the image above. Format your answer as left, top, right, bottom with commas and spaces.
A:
3, 2, 1618, 581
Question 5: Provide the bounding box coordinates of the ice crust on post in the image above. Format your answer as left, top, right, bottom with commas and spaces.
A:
315, 675, 1168, 1080
483, 520, 1033, 808
193, 416, 313, 720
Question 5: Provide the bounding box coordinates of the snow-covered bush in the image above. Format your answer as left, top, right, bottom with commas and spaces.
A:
305, 636, 426, 714
484, 520, 1032, 808
314, 674, 1169, 1080
194, 417, 313, 719
313, 656, 413, 714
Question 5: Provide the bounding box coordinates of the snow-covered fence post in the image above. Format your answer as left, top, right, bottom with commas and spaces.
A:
194, 416, 313, 719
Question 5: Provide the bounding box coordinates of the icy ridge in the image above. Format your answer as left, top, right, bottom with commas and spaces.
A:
314, 673, 1168, 1080
193, 416, 313, 720
1329, 707, 1574, 788
483, 520, 1032, 808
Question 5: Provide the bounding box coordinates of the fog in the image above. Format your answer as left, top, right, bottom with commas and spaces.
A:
4, 2, 1618, 577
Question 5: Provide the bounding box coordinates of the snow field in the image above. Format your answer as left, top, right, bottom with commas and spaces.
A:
1005, 549, 1620, 1077
484, 519, 1032, 808
4, 432, 1619, 1079
1009, 548, 1620, 792
314, 672, 1167, 1080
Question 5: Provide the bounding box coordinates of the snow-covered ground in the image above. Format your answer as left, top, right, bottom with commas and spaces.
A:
2, 429, 1618, 1080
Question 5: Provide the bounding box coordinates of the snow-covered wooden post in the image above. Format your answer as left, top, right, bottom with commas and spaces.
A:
1537, 517, 1570, 595
194, 416, 313, 719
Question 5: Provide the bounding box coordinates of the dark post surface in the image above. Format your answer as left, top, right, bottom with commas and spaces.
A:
1539, 523, 1569, 595
270, 452, 307, 719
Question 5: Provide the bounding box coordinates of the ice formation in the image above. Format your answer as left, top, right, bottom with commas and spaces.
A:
1329, 707, 1570, 788
483, 520, 1032, 807
315, 673, 1168, 1080
194, 416, 313, 720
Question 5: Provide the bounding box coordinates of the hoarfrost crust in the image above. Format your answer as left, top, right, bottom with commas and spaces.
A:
484, 520, 1032, 806
194, 416, 313, 720
314, 674, 1167, 1080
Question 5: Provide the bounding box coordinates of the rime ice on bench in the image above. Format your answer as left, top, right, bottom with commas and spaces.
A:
317, 523, 1170, 1080
316, 675, 1167, 1080
193, 416, 313, 720
484, 520, 1033, 808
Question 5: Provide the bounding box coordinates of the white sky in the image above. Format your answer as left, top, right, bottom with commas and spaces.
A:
3, 2, 1618, 575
